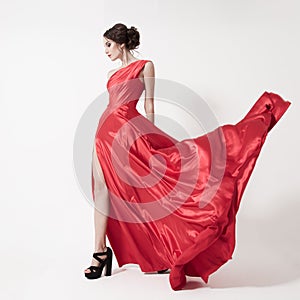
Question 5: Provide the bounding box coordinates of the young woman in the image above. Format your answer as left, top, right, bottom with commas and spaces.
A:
84, 23, 291, 290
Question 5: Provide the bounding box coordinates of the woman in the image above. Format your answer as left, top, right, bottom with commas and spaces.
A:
84, 23, 291, 290
84, 23, 158, 278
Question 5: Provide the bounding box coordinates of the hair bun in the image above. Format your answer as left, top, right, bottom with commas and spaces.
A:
128, 26, 137, 32
126, 26, 140, 50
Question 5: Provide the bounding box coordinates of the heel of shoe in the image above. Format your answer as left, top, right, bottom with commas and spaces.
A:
105, 247, 113, 276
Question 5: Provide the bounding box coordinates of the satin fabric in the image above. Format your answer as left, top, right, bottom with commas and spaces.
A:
91, 59, 291, 290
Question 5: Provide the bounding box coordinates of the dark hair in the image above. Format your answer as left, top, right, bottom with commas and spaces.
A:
103, 23, 140, 51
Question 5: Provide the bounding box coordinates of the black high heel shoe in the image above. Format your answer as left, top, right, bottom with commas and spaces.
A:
84, 246, 113, 279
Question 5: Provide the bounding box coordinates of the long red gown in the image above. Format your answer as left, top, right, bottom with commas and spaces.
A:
91, 59, 291, 290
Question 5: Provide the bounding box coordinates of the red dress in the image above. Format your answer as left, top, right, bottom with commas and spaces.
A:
91, 59, 291, 290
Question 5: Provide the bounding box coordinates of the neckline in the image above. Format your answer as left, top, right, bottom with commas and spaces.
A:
107, 59, 143, 83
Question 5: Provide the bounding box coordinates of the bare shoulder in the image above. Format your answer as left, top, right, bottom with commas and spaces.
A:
107, 68, 118, 79
143, 60, 155, 76
144, 60, 154, 69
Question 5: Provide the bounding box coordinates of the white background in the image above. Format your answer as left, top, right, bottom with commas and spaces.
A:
1, 0, 299, 299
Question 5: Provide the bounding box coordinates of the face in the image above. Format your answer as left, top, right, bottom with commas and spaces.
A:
103, 37, 123, 61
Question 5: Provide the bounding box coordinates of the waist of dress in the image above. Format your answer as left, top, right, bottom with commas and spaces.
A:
107, 100, 139, 111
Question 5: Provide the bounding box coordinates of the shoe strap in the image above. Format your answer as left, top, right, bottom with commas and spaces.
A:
93, 247, 110, 262
93, 253, 105, 262
94, 247, 110, 256
88, 265, 100, 271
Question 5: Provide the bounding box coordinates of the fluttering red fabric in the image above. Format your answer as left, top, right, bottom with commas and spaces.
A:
91, 59, 291, 290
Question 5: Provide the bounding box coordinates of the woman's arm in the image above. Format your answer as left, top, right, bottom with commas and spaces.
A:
143, 61, 155, 124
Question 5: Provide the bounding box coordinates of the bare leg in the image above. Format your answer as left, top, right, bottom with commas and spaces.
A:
85, 143, 110, 273
84, 208, 108, 273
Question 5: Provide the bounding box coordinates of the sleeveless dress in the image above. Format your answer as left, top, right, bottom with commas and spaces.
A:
91, 59, 291, 290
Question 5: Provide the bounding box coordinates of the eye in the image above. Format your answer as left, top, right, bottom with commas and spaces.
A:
106, 42, 111, 47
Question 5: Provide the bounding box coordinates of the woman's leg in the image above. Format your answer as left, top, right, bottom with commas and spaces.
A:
85, 143, 110, 273
84, 208, 108, 273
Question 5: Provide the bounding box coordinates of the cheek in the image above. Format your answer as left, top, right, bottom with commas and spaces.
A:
112, 45, 119, 53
